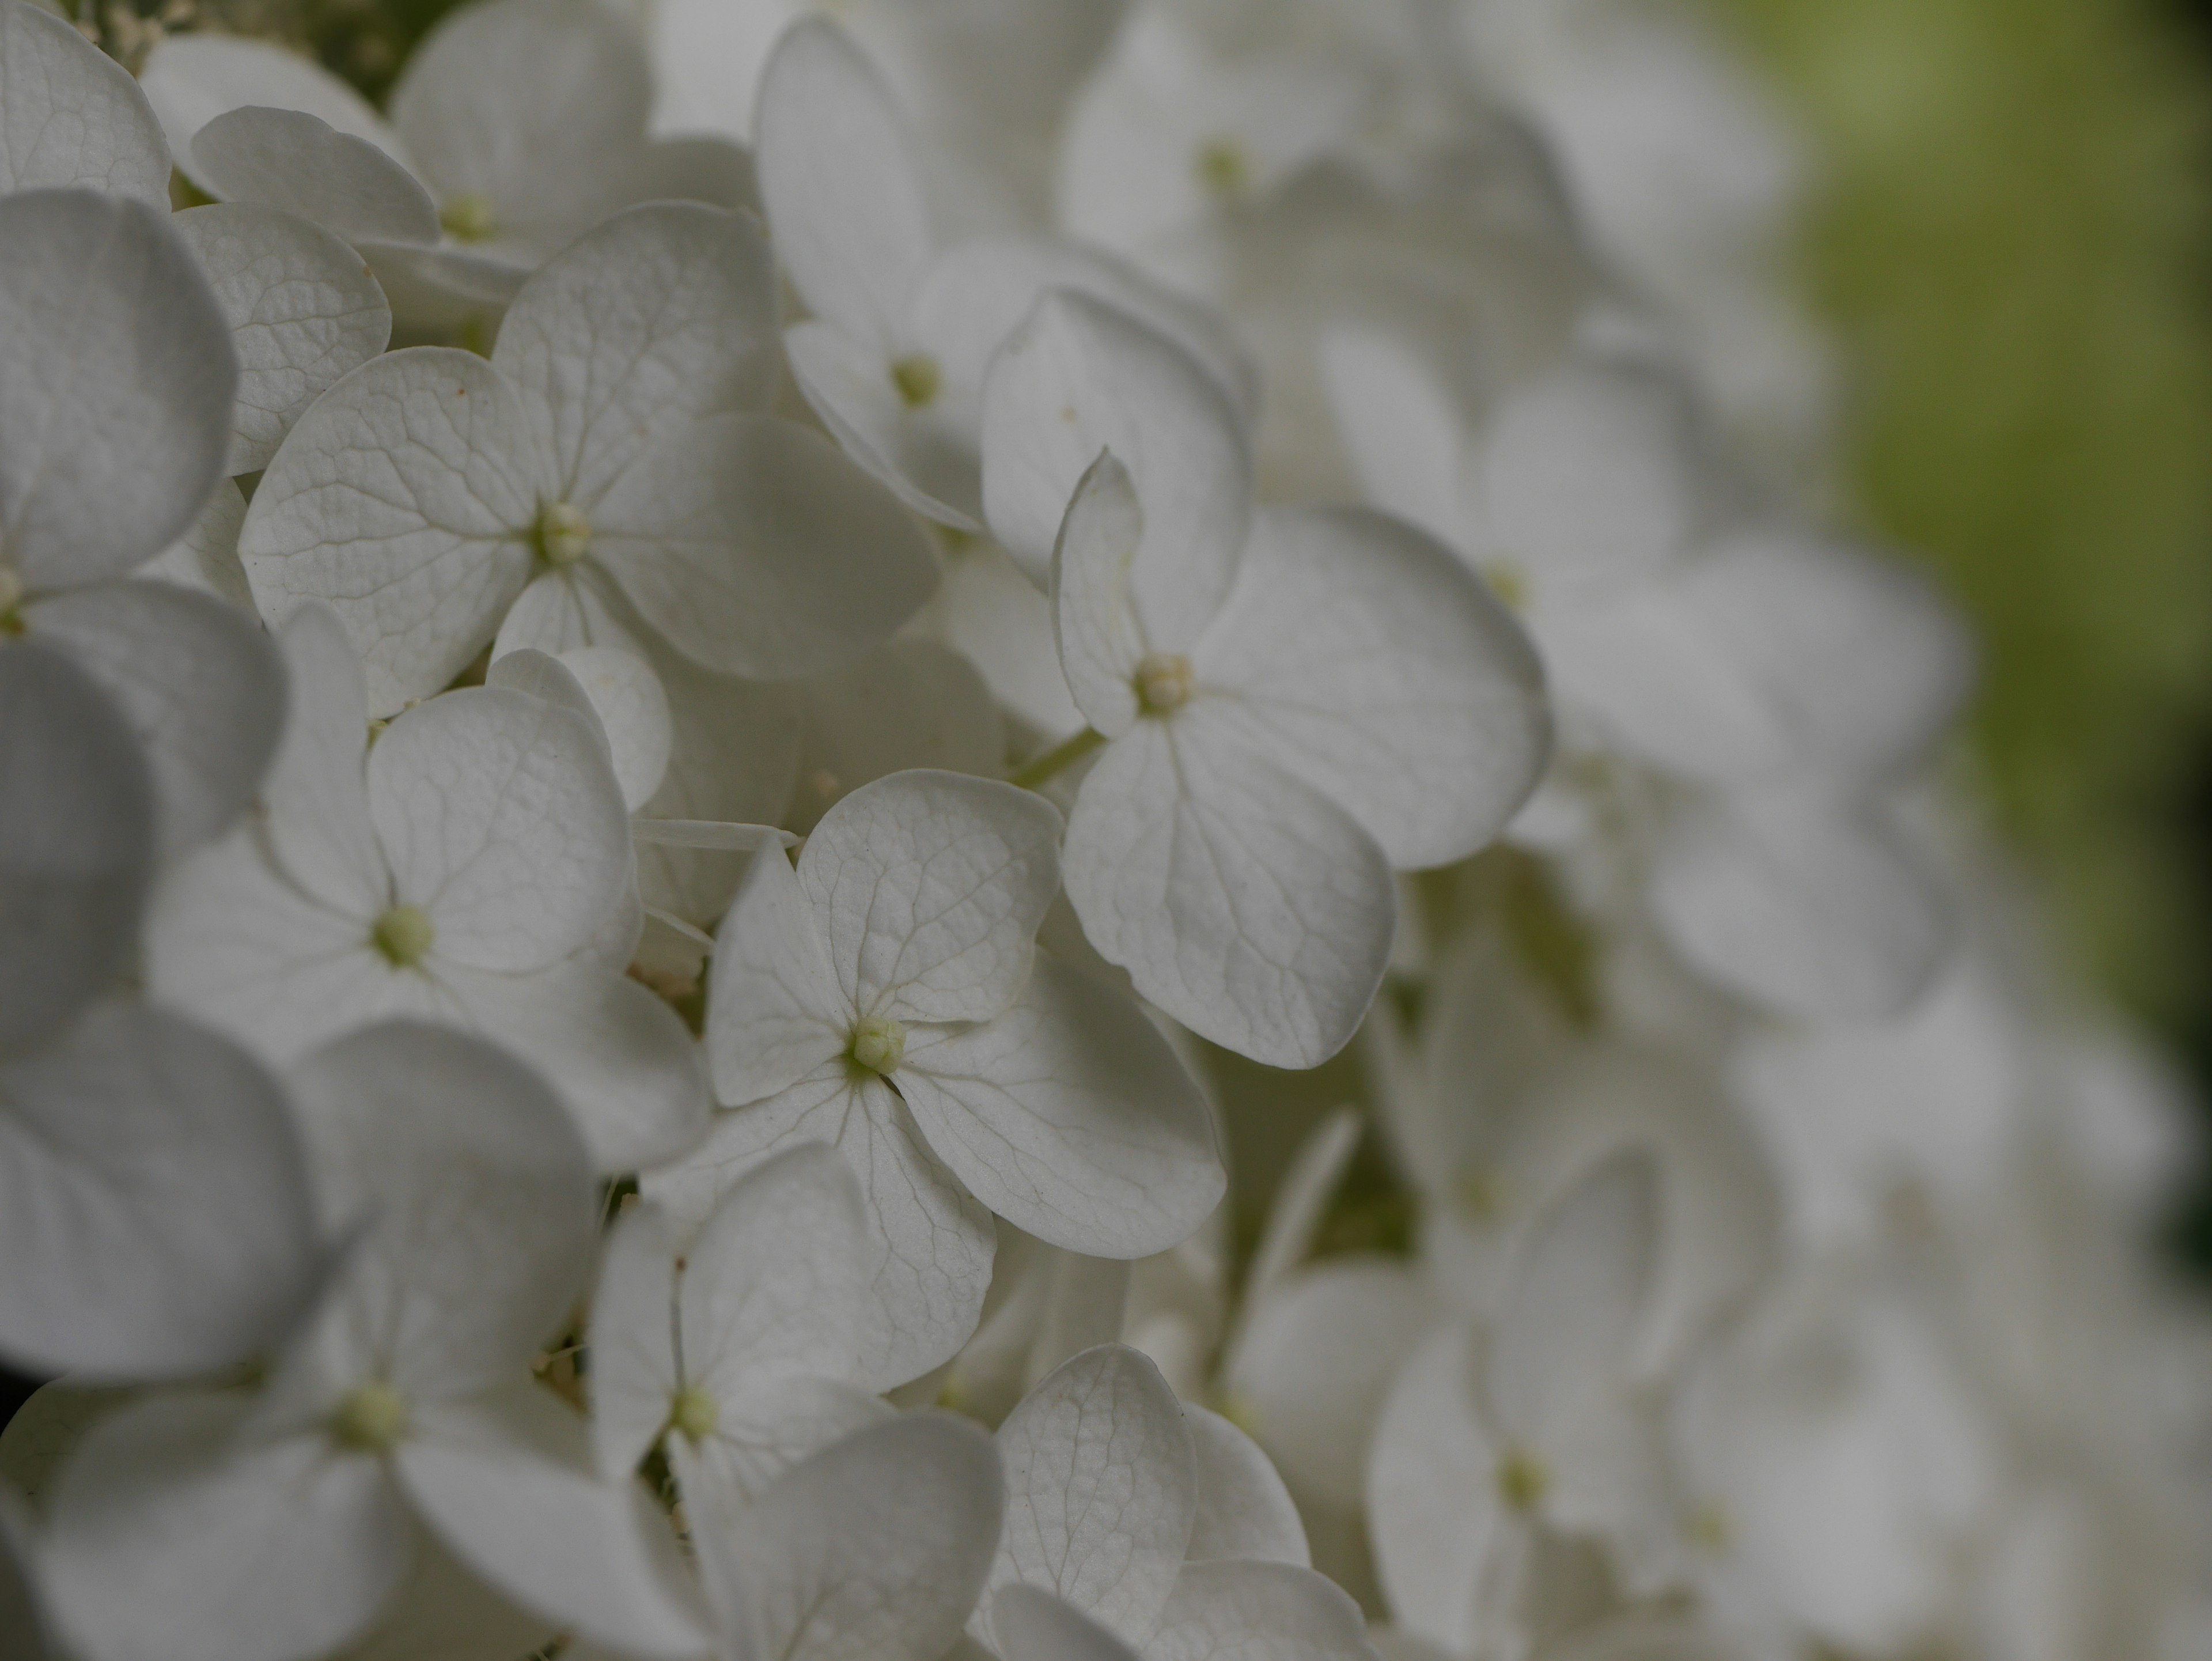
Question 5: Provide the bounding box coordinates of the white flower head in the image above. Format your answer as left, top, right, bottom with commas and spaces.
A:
39, 1022, 713, 1661
240, 199, 938, 716
650, 768, 1224, 1387
146, 606, 710, 1172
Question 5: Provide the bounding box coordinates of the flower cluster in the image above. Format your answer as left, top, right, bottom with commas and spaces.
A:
1, 2, 2206, 1660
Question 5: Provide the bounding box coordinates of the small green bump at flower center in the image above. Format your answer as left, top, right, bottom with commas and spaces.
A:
1134, 652, 1194, 716
890, 353, 942, 409
332, 1380, 409, 1453
669, 1385, 719, 1444
371, 904, 435, 968
1195, 137, 1252, 200
1482, 559, 1529, 612
439, 192, 498, 244
1688, 1499, 1734, 1556
1455, 1162, 1505, 1223
536, 500, 592, 569
1497, 1447, 1548, 1515
850, 1014, 906, 1076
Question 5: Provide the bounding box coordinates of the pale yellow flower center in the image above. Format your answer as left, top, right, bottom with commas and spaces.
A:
1195, 137, 1252, 200
850, 1015, 906, 1076
1497, 1447, 1548, 1514
440, 193, 498, 244
891, 353, 942, 409
1134, 653, 1194, 716
537, 500, 592, 569
669, 1386, 720, 1444
372, 905, 435, 968
332, 1380, 409, 1452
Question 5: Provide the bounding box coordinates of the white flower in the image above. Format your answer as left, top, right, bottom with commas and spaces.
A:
753, 18, 1251, 532
1367, 1155, 1677, 1661
978, 1342, 1374, 1661
0, 0, 170, 204
649, 768, 1224, 1387
590, 1144, 889, 1501
0, 638, 322, 1382
38, 1022, 713, 1661
239, 199, 933, 714
990, 292, 1548, 1066
139, 0, 750, 321
146, 606, 709, 1172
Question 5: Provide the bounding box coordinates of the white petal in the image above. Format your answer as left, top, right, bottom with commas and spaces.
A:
260, 602, 385, 918
139, 32, 411, 188
943, 1231, 1133, 1428
1192, 505, 1550, 869
1183, 1407, 1310, 1568
354, 236, 531, 321
680, 1412, 1002, 1661
986, 1343, 1196, 1646
398, 1388, 711, 1661
1365, 1330, 1502, 1656
141, 477, 252, 610
791, 638, 1006, 836
0, 1002, 317, 1379
991, 1587, 1143, 1661
1489, 1153, 1657, 1458
898, 955, 1224, 1257
1062, 718, 1396, 1069
683, 1142, 873, 1392
43, 1393, 411, 1661
1473, 357, 1710, 608
368, 684, 631, 970
589, 414, 938, 680
800, 769, 1065, 1026
171, 202, 393, 475
1317, 326, 1467, 548
342, 1528, 561, 1661
191, 105, 441, 245
753, 18, 933, 347
27, 578, 286, 853
588, 1199, 683, 1482
0, 640, 151, 1051
0, 0, 169, 203
390, 0, 653, 250
704, 843, 851, 1105
283, 1021, 598, 1397
679, 1372, 892, 1504
487, 643, 672, 813
983, 289, 1252, 603
645, 1070, 995, 1390
1650, 789, 1953, 1020
240, 346, 547, 715
1146, 1561, 1373, 1661
1050, 451, 1146, 735
0, 190, 235, 588
491, 202, 778, 504
783, 317, 983, 529
441, 960, 710, 1175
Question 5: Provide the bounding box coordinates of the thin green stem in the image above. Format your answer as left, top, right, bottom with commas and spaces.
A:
1008, 727, 1105, 792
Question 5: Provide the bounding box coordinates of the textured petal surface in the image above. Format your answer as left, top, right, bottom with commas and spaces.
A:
0, 0, 171, 203
28, 579, 285, 853
705, 844, 851, 1105
0, 640, 152, 1051
800, 769, 1065, 1025
139, 32, 411, 190
172, 202, 393, 475
899, 955, 1224, 1258
0, 190, 236, 588
587, 1200, 683, 1482
1062, 718, 1396, 1069
992, 1586, 1144, 1661
1183, 1406, 1310, 1569
191, 105, 440, 245
987, 1343, 1196, 1647
0, 1003, 318, 1379
241, 347, 546, 714
1192, 505, 1550, 869
487, 644, 672, 814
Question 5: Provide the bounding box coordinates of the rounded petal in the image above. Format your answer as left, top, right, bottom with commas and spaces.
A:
992, 1587, 1143, 1661
0, 640, 152, 1051
985, 1342, 1196, 1648
42, 1393, 412, 1661
141, 477, 252, 610
1146, 1561, 1373, 1661
1192, 504, 1551, 869
799, 769, 1065, 1026
705, 843, 852, 1106
1050, 451, 1146, 735
587, 1200, 683, 1482
0, 190, 236, 588
1183, 1406, 1310, 1569
368, 683, 631, 971
239, 346, 546, 715
791, 638, 1006, 836
589, 413, 939, 680
172, 201, 394, 475
487, 642, 672, 814
28, 579, 285, 853
1650, 790, 1954, 1021
0, 1003, 319, 1379
983, 289, 1252, 607
0, 0, 170, 203
191, 105, 441, 245
783, 317, 983, 529
753, 18, 933, 346
1062, 719, 1396, 1069
899, 955, 1224, 1258
139, 32, 411, 189
491, 201, 779, 504
1365, 1330, 1502, 1656
680, 1412, 1003, 1661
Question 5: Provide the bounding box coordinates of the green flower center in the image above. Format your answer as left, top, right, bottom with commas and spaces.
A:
440, 193, 498, 244
669, 1386, 719, 1444
1497, 1447, 1548, 1515
332, 1380, 408, 1452
850, 1015, 906, 1076
1134, 653, 1194, 716
372, 905, 435, 968
891, 353, 942, 409
1195, 137, 1251, 199
537, 500, 591, 569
